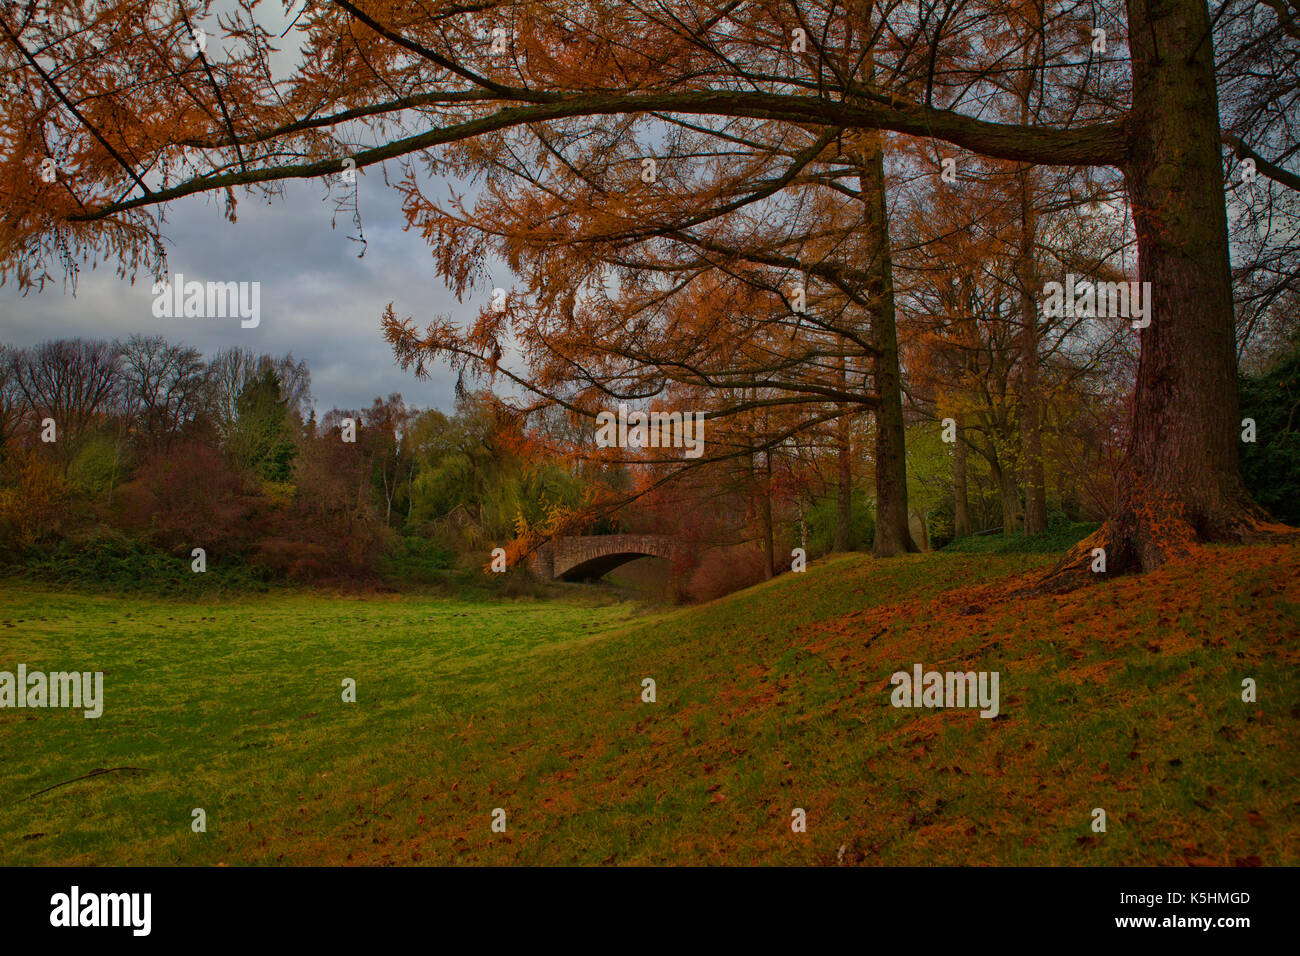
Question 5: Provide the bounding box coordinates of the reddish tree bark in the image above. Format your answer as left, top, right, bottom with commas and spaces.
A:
1017, 164, 1048, 536
860, 142, 919, 557
1042, 0, 1282, 587
835, 356, 853, 551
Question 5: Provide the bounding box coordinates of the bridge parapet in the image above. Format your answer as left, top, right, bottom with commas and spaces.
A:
531, 534, 681, 581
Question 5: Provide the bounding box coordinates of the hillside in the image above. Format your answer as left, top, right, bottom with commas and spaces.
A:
1, 542, 1296, 865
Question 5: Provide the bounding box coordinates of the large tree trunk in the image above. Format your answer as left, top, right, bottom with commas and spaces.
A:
953, 416, 971, 538
1013, 4, 1048, 538
761, 447, 776, 579
861, 141, 918, 557
1044, 0, 1276, 586
1017, 164, 1048, 536
996, 463, 1022, 538
835, 358, 853, 551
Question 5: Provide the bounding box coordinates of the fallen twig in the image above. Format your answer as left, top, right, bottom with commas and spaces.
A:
21, 767, 150, 802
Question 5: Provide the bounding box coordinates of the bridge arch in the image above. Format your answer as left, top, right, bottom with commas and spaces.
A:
531, 534, 682, 581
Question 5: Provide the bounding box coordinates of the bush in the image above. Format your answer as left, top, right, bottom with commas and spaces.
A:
260, 480, 297, 509
114, 440, 265, 556
252, 512, 392, 584
685, 543, 770, 602
0, 452, 72, 550
8, 526, 271, 594
1045, 501, 1072, 531
1240, 342, 1300, 525
801, 491, 876, 555
68, 438, 126, 500
379, 535, 455, 586
927, 500, 956, 550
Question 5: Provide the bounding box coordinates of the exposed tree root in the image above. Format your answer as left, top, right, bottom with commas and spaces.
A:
1025, 483, 1296, 597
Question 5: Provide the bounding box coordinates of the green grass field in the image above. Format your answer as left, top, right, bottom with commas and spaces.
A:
2, 544, 1297, 865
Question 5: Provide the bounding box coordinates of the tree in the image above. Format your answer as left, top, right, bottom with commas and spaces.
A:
0, 343, 21, 458
2, 0, 1296, 577
226, 367, 297, 483
362, 393, 412, 527
205, 348, 312, 441
5, 338, 120, 465
116, 333, 206, 451
895, 147, 1129, 539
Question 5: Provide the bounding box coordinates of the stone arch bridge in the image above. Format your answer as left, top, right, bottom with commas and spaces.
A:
530, 534, 683, 581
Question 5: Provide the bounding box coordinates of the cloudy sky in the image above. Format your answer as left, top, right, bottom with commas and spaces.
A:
0, 174, 494, 416
0, 4, 511, 417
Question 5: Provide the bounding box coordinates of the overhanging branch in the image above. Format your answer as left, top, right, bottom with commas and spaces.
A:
69, 91, 1129, 222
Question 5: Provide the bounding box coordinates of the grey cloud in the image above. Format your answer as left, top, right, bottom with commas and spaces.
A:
0, 176, 494, 415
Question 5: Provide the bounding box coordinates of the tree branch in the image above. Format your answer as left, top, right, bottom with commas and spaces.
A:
69, 91, 1129, 222
1222, 132, 1300, 192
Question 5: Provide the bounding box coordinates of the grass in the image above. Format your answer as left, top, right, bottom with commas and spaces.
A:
940, 521, 1099, 554
1, 542, 1296, 865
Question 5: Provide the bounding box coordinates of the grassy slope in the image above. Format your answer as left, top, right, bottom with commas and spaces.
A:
0, 543, 1296, 866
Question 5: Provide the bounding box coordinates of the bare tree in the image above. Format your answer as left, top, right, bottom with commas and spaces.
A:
0, 343, 22, 457
7, 338, 121, 463
116, 334, 207, 451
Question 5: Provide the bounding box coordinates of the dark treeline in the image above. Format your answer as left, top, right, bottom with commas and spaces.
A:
0, 335, 585, 588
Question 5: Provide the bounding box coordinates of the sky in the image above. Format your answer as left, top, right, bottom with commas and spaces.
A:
0, 3, 512, 418
0, 174, 491, 417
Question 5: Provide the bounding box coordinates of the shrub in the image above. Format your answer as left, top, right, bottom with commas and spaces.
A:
114, 440, 265, 557
927, 499, 956, 550
1240, 342, 1300, 525
68, 437, 126, 501
801, 491, 876, 555
11, 526, 271, 594
686, 543, 770, 602
0, 452, 72, 550
381, 535, 456, 586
